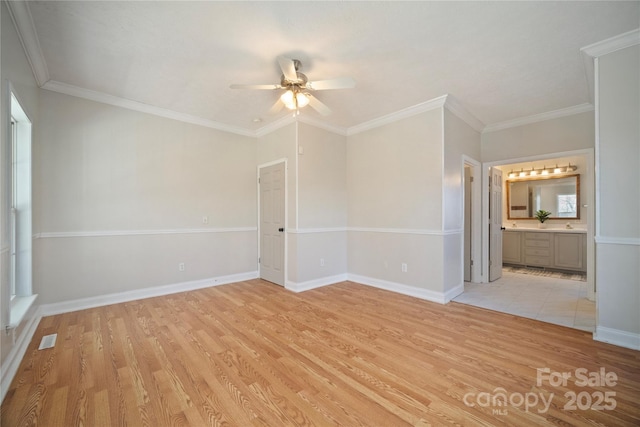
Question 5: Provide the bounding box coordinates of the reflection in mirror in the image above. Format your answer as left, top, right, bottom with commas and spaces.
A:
507, 174, 580, 219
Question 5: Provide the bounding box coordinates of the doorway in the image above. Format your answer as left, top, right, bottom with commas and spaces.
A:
463, 157, 482, 283
258, 161, 286, 286
460, 150, 596, 330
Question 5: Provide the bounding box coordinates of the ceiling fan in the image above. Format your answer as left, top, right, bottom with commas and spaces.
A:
230, 56, 355, 116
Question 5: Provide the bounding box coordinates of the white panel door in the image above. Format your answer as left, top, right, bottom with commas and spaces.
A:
259, 162, 285, 286
464, 166, 472, 282
489, 167, 503, 281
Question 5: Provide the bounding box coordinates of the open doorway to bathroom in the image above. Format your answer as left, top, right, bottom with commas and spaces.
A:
456, 150, 595, 332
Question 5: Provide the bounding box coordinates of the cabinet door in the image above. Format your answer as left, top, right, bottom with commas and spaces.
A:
554, 233, 584, 270
502, 232, 522, 264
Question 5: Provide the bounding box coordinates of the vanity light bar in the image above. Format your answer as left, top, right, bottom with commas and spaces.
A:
508, 163, 577, 179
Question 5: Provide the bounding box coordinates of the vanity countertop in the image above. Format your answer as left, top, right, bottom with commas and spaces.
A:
503, 227, 587, 234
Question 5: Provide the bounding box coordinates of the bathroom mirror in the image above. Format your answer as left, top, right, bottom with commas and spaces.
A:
506, 174, 580, 220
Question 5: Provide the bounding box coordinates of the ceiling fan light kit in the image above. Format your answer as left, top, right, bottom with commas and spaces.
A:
231, 56, 355, 116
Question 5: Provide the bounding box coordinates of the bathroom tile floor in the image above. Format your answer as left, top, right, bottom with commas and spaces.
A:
454, 271, 595, 332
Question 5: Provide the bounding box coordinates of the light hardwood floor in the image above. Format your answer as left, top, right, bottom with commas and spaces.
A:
2, 280, 639, 426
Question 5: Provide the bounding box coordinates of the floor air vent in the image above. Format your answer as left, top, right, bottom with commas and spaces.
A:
38, 334, 57, 350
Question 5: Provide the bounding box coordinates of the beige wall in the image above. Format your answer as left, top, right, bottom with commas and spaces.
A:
1, 1, 41, 371
293, 123, 347, 285
348, 111, 443, 230
35, 91, 257, 304
481, 111, 595, 163
595, 44, 640, 348
347, 110, 447, 295
442, 109, 481, 293
257, 123, 297, 228
297, 123, 347, 229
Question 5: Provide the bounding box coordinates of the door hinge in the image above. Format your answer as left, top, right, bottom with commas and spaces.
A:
258, 177, 260, 184
258, 257, 261, 264
489, 260, 492, 266
470, 176, 474, 182
471, 260, 474, 266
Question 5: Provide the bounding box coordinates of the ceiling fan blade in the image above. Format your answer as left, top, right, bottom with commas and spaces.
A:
306, 77, 355, 91
277, 56, 298, 82
307, 94, 332, 116
268, 99, 284, 114
230, 84, 282, 90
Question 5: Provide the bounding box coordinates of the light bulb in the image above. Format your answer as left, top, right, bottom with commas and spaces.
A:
296, 93, 309, 108
280, 90, 296, 109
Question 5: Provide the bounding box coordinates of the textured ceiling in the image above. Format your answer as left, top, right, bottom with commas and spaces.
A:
25, 1, 640, 133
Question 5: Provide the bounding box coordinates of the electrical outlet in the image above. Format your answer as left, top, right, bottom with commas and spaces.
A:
202, 216, 209, 224
320, 258, 325, 267
401, 263, 408, 273
178, 262, 185, 272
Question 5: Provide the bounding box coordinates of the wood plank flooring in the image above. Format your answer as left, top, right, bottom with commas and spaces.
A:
2, 279, 639, 426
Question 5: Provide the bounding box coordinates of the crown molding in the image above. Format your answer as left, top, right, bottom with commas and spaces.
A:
346, 95, 448, 136
443, 95, 485, 133
5, 0, 50, 86
482, 103, 594, 133
254, 114, 296, 138
42, 80, 256, 137
580, 28, 639, 104
581, 28, 640, 58
297, 115, 348, 136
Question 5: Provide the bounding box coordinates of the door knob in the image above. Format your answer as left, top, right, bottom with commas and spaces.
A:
500, 227, 506, 231
278, 228, 284, 232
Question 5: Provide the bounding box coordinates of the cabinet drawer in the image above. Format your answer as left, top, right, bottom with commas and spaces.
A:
525, 232, 550, 241
525, 239, 551, 248
525, 256, 551, 267
525, 248, 550, 257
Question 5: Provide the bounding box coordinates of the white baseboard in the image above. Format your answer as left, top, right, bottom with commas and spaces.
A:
286, 274, 348, 293
39, 271, 259, 317
594, 326, 640, 350
347, 274, 449, 304
1, 305, 42, 403
443, 284, 464, 303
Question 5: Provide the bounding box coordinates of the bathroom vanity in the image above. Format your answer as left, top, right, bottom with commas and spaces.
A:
503, 228, 586, 272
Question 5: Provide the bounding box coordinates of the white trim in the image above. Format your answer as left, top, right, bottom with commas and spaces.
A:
346, 95, 448, 136
0, 304, 41, 404
348, 274, 449, 304
33, 227, 257, 239
41, 81, 256, 137
347, 227, 455, 236
8, 294, 38, 329
295, 122, 300, 229
288, 227, 347, 234
595, 236, 640, 246
483, 103, 594, 133
5, 0, 49, 86
443, 284, 465, 303
297, 116, 347, 136
440, 107, 446, 231
462, 156, 483, 283
581, 28, 640, 58
255, 114, 296, 138
285, 274, 348, 293
594, 57, 602, 241
594, 326, 640, 351
444, 95, 485, 133
39, 271, 258, 317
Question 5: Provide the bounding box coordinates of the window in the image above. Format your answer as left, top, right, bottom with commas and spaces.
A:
557, 194, 577, 218
3, 89, 36, 329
